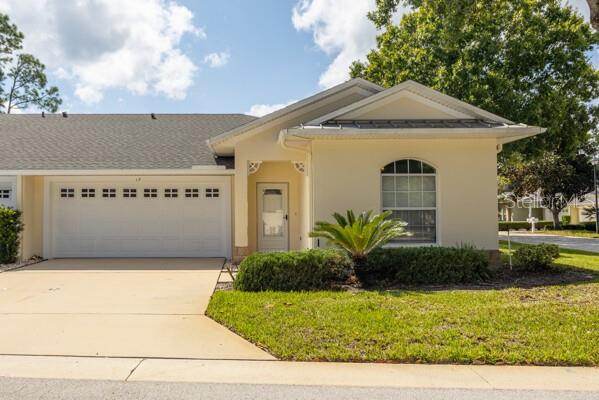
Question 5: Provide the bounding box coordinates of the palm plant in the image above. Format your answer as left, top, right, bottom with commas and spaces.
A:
309, 210, 410, 271
583, 206, 597, 220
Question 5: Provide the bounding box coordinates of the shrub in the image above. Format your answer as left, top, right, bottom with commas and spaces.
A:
561, 215, 571, 225
234, 249, 352, 292
309, 210, 409, 268
561, 222, 597, 232
498, 221, 554, 231
0, 206, 24, 264
356, 246, 491, 286
512, 244, 560, 272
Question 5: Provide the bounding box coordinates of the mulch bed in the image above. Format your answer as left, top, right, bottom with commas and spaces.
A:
214, 261, 597, 293
0, 256, 44, 273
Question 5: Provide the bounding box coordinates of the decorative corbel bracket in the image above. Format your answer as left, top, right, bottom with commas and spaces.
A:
248, 161, 262, 175
292, 161, 307, 176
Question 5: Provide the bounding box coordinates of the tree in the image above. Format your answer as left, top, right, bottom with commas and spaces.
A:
0, 14, 23, 63
352, 0, 599, 158
369, 0, 599, 31
5, 54, 61, 113
583, 205, 597, 221
0, 13, 60, 113
309, 210, 409, 272
501, 152, 595, 228
589, 0, 598, 30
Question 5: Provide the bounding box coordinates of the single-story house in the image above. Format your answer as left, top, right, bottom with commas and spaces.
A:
0, 79, 544, 261
498, 193, 597, 224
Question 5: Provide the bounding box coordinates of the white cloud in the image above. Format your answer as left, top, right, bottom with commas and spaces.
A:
203, 51, 231, 68
293, 0, 594, 89
0, 0, 203, 104
247, 100, 298, 117
292, 0, 380, 89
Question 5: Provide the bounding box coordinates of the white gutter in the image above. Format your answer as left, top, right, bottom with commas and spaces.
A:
0, 168, 235, 176
278, 129, 311, 155
285, 126, 545, 140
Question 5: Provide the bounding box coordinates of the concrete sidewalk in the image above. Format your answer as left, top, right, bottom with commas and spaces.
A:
0, 355, 597, 392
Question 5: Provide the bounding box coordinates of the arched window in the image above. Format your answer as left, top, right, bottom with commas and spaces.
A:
381, 159, 436, 243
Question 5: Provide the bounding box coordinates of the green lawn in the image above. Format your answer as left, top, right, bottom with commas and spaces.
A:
500, 240, 599, 272
207, 245, 599, 366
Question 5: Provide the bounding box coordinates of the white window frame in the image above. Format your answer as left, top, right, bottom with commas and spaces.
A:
381, 159, 439, 245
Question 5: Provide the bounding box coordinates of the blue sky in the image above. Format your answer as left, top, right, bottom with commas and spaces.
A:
0, 0, 595, 116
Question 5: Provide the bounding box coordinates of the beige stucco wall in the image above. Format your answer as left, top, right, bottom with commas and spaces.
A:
311, 139, 499, 250
342, 95, 460, 120
233, 91, 370, 250
20, 176, 44, 259
247, 162, 305, 252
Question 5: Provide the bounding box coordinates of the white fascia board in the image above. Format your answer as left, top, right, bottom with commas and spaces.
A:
207, 78, 384, 153
285, 126, 545, 141
308, 80, 515, 125
0, 168, 235, 176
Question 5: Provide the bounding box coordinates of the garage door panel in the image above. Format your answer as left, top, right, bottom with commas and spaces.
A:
49, 179, 230, 258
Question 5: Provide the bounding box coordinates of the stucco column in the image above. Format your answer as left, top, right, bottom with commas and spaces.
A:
234, 160, 250, 258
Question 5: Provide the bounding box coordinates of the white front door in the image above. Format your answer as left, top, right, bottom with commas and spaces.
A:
257, 183, 289, 252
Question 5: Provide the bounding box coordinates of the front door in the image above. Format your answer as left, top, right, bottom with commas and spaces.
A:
257, 183, 289, 251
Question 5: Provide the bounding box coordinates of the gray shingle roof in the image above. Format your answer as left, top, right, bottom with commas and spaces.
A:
0, 114, 255, 170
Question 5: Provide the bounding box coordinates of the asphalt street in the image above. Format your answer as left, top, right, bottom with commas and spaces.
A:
1, 377, 597, 400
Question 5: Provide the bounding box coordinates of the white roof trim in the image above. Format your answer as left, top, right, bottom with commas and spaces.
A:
283, 125, 545, 144
0, 169, 235, 176
207, 78, 384, 150
308, 80, 515, 125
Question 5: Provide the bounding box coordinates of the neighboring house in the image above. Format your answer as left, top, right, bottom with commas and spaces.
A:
498, 193, 597, 223
0, 79, 544, 261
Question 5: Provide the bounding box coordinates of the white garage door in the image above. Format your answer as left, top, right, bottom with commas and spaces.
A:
47, 178, 230, 258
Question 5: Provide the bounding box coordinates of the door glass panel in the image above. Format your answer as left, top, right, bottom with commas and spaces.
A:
262, 189, 284, 237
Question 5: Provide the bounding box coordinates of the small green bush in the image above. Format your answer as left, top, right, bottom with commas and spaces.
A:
512, 244, 560, 272
561, 215, 571, 225
0, 206, 24, 264
357, 246, 491, 286
498, 221, 554, 231
234, 249, 351, 292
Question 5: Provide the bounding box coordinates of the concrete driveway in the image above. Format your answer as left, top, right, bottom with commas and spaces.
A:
0, 259, 273, 360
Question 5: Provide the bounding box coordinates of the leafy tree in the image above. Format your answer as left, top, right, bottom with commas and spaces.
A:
583, 205, 597, 221
5, 54, 61, 113
0, 14, 22, 60
501, 152, 595, 228
309, 210, 409, 272
352, 0, 599, 158
0, 13, 60, 113
587, 0, 598, 30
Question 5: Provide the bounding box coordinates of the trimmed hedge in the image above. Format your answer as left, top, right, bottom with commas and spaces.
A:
512, 244, 560, 272
499, 221, 596, 232
0, 206, 24, 264
560, 222, 596, 231
356, 246, 491, 286
498, 221, 554, 231
234, 249, 351, 292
